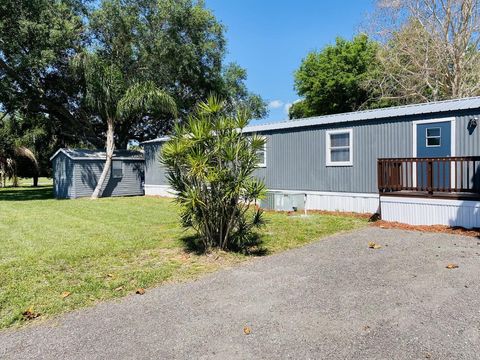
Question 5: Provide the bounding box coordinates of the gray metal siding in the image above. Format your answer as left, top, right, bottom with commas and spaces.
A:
256, 110, 480, 194
144, 143, 168, 185
456, 112, 480, 155
143, 109, 480, 194
52, 153, 74, 199
72, 160, 144, 198
254, 119, 411, 193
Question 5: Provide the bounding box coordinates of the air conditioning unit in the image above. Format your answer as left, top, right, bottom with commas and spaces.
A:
261, 192, 306, 212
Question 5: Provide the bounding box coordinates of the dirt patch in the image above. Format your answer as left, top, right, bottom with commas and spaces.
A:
372, 220, 480, 238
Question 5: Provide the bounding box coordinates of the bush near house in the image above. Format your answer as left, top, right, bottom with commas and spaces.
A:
162, 97, 267, 251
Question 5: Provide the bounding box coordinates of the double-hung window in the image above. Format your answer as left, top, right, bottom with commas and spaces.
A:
256, 143, 267, 167
112, 161, 123, 178
326, 129, 353, 166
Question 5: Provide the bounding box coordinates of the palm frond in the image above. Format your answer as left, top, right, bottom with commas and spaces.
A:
118, 81, 177, 119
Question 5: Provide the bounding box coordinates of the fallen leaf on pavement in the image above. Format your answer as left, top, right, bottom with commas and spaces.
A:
136, 288, 145, 295
61, 291, 71, 299
446, 263, 459, 269
22, 307, 40, 320
243, 326, 251, 335
368, 242, 382, 249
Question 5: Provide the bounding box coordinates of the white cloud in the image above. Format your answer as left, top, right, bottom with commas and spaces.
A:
283, 99, 301, 115
268, 100, 284, 109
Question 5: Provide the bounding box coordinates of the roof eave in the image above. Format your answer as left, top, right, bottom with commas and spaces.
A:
49, 148, 70, 161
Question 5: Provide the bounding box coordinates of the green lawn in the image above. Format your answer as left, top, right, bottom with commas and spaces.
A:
2, 177, 52, 187
0, 186, 367, 330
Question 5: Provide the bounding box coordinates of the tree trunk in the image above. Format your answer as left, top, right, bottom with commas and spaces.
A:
33, 176, 38, 187
91, 120, 115, 199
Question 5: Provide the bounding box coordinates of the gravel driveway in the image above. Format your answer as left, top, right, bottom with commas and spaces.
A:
1, 227, 479, 360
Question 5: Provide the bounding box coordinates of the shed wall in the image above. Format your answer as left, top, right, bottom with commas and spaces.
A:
72, 160, 144, 198
52, 153, 74, 199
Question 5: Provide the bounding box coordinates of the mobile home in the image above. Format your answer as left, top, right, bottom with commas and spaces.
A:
142, 97, 480, 228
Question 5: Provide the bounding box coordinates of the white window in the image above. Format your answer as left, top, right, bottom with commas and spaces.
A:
256, 143, 267, 167
326, 129, 353, 166
112, 161, 123, 178
426, 127, 441, 147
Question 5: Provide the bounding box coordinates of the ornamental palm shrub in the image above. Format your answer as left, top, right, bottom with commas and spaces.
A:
161, 96, 267, 251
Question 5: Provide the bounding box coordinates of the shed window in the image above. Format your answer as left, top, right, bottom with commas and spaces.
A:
326, 129, 353, 166
112, 161, 123, 178
426, 127, 441, 147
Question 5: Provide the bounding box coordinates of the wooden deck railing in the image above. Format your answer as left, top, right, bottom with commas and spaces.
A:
378, 156, 480, 196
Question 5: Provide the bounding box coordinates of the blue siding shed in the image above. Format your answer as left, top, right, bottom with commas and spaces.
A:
50, 149, 145, 199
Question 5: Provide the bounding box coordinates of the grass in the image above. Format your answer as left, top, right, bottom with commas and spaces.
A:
0, 186, 367, 330
2, 177, 52, 187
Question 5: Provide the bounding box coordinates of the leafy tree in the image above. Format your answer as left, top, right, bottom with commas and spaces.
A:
161, 97, 266, 251
220, 63, 268, 119
90, 0, 267, 146
0, 0, 91, 148
1, 0, 266, 176
290, 34, 380, 119
74, 54, 177, 198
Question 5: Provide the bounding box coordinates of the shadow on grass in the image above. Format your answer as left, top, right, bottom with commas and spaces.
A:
181, 232, 269, 256
0, 186, 53, 201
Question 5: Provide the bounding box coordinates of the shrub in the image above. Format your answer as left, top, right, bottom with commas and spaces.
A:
161, 96, 266, 251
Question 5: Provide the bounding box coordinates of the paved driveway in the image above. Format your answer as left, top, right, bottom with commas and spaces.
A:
1, 227, 479, 360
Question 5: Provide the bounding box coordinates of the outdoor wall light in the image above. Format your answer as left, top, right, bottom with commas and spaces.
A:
467, 116, 478, 135
468, 117, 478, 128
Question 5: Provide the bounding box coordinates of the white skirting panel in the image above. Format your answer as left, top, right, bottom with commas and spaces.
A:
144, 185, 175, 197
380, 196, 480, 228
270, 190, 380, 214
306, 192, 379, 214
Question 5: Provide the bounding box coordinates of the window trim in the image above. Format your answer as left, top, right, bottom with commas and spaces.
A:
112, 160, 124, 179
425, 127, 441, 147
256, 142, 267, 168
326, 128, 353, 167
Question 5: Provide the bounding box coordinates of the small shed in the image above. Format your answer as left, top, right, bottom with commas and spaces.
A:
50, 149, 145, 199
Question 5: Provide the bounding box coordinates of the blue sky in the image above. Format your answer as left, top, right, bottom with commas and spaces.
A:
206, 0, 375, 124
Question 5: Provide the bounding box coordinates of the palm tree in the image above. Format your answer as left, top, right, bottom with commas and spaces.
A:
74, 55, 177, 198
0, 146, 39, 187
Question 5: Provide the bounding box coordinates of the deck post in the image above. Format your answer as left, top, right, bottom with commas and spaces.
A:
377, 160, 382, 193
427, 160, 433, 196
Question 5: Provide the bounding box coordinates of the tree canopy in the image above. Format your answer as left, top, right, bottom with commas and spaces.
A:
289, 34, 380, 119
0, 0, 266, 178
290, 1, 480, 120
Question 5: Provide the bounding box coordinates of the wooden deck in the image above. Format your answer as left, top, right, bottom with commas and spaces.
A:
378, 156, 480, 200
